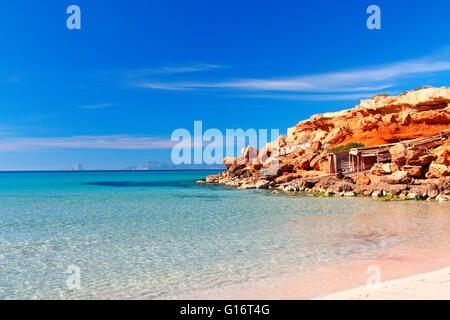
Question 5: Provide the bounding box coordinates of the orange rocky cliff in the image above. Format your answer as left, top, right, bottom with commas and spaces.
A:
203, 87, 450, 201
286, 86, 450, 147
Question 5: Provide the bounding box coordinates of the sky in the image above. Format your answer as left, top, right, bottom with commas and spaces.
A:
0, 0, 449, 170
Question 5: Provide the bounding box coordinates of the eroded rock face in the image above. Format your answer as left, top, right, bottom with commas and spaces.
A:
403, 166, 422, 178
203, 87, 450, 200
383, 171, 411, 185
255, 180, 270, 189
406, 148, 437, 166
286, 87, 450, 147
426, 163, 450, 178
371, 163, 399, 176
356, 173, 371, 185
434, 142, 450, 166
389, 144, 407, 166
274, 173, 302, 184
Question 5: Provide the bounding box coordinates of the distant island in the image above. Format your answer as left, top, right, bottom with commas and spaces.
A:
124, 161, 225, 171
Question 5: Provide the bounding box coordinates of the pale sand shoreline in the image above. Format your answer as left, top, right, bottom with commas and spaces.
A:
320, 265, 450, 300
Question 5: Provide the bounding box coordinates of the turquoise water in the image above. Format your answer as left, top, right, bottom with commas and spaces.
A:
1, 171, 449, 299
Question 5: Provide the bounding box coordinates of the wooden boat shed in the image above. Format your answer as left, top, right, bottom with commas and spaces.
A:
328, 129, 450, 174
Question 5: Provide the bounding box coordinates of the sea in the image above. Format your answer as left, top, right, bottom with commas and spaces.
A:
1, 171, 449, 299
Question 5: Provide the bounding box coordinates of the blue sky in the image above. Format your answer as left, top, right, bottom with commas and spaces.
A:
0, 0, 449, 170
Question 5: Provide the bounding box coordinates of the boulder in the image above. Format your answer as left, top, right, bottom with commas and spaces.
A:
309, 151, 328, 171
436, 150, 450, 166
437, 177, 450, 193
382, 184, 408, 195
432, 142, 450, 165
255, 180, 270, 189
402, 165, 422, 178
223, 157, 237, 168
370, 163, 387, 176
372, 190, 383, 197
406, 148, 437, 166
370, 163, 398, 176
294, 159, 310, 171
389, 144, 407, 166
407, 192, 419, 200
356, 173, 371, 185
315, 176, 340, 190
274, 173, 301, 184
206, 175, 220, 183
424, 183, 440, 198
277, 163, 295, 175
309, 141, 322, 152
238, 184, 256, 190
332, 182, 355, 193
242, 146, 259, 163
426, 163, 450, 179
383, 171, 411, 184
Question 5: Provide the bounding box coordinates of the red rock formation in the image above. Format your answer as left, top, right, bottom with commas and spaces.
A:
204, 87, 450, 200
286, 87, 450, 147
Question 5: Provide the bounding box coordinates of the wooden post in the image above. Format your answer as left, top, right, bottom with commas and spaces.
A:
348, 154, 351, 172
334, 154, 338, 174
328, 155, 332, 174
357, 153, 360, 172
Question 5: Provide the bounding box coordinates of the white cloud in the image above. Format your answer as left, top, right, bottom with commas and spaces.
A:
134, 54, 450, 95
241, 92, 388, 101
128, 63, 224, 76
0, 135, 177, 151
79, 103, 114, 109
136, 83, 192, 90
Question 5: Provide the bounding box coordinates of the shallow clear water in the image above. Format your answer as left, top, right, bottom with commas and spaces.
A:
0, 171, 449, 299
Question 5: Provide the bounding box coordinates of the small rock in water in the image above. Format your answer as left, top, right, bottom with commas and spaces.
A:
255, 180, 270, 189
371, 190, 383, 198
407, 192, 419, 200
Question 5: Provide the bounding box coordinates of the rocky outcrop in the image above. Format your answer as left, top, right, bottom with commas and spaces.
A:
383, 171, 411, 185
426, 163, 450, 179
286, 87, 450, 147
433, 142, 450, 166
370, 163, 399, 176
203, 87, 450, 201
389, 144, 407, 166
356, 173, 371, 185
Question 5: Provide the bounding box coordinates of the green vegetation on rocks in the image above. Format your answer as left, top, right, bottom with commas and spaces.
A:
329, 142, 365, 153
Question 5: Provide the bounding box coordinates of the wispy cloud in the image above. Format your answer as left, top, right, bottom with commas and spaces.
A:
241, 92, 389, 101
0, 135, 177, 151
79, 103, 115, 109
128, 63, 224, 77
134, 53, 450, 96
136, 83, 192, 91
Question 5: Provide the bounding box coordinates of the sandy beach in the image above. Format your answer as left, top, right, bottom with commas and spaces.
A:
321, 266, 450, 300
